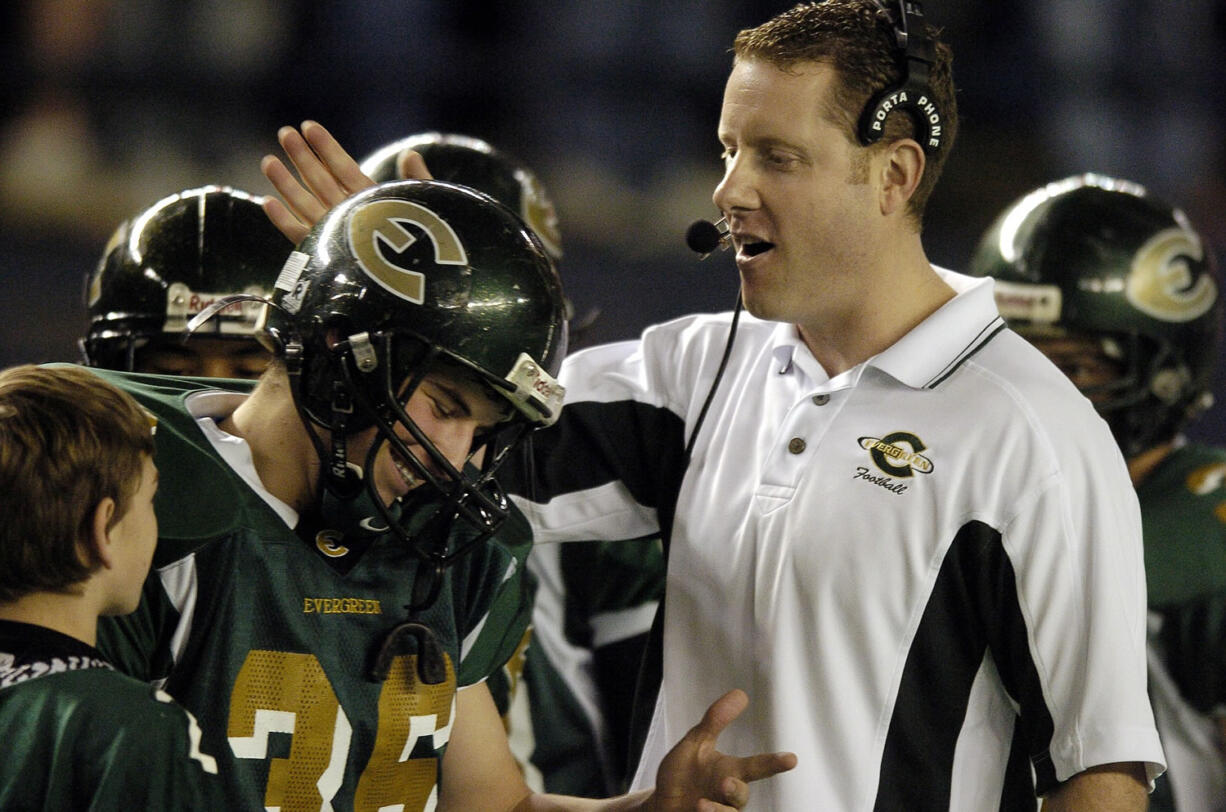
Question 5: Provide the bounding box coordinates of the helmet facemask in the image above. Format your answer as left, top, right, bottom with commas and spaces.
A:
1017, 326, 1205, 459
287, 326, 535, 610
1087, 332, 1203, 458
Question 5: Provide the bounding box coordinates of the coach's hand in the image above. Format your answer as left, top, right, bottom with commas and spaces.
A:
260, 120, 432, 244
648, 689, 796, 811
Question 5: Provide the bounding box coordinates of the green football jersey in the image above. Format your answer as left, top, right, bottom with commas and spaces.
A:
0, 620, 224, 810
1136, 442, 1226, 811
89, 369, 534, 812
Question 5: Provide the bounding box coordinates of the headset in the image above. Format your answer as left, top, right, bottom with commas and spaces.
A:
857, 0, 945, 154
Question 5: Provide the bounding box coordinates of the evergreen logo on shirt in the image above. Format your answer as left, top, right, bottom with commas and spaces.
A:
857, 432, 934, 478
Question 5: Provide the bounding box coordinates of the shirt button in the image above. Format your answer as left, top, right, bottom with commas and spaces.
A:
788, 437, 807, 454
811, 394, 830, 406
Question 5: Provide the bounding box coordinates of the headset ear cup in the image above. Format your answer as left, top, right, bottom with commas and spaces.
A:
858, 88, 894, 146
856, 1, 945, 154
857, 80, 945, 153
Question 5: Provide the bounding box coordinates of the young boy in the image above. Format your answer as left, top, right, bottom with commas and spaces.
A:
0, 364, 224, 810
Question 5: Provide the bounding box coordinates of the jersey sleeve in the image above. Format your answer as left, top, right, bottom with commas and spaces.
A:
502, 335, 692, 544
1141, 445, 1226, 717
85, 684, 227, 810
95, 572, 181, 684
1156, 589, 1226, 716
560, 538, 665, 647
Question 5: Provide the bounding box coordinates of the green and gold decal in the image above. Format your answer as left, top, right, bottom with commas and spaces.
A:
349, 199, 468, 305
315, 529, 349, 559
858, 432, 934, 478
1126, 226, 1217, 323
521, 173, 562, 259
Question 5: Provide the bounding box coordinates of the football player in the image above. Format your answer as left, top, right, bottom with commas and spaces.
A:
969, 173, 1226, 811
361, 130, 666, 796
83, 185, 291, 380
95, 177, 793, 810
0, 364, 225, 809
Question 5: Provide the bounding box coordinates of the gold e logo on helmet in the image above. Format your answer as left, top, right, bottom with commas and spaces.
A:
348, 199, 468, 305
1126, 226, 1217, 322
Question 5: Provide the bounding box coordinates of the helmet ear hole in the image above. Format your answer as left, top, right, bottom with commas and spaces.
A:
320, 322, 350, 352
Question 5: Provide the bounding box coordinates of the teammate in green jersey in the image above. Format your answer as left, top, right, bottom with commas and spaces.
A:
98, 166, 794, 810
970, 173, 1226, 811
0, 364, 225, 810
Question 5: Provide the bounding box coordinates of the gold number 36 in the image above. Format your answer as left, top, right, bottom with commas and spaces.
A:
227, 649, 456, 811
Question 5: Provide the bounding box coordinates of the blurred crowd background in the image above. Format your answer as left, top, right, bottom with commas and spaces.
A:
2, 0, 1224, 440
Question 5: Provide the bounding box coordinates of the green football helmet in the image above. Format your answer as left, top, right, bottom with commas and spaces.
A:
262, 179, 567, 600
359, 132, 562, 263
83, 186, 291, 370
968, 173, 1221, 457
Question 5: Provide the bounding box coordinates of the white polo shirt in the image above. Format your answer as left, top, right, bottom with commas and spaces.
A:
510, 269, 1165, 810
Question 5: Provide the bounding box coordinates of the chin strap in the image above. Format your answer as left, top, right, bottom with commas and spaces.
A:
326, 379, 361, 497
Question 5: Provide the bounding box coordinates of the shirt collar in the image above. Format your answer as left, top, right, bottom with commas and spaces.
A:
767, 268, 1005, 390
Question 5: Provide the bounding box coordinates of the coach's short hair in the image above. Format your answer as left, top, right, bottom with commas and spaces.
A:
0, 365, 155, 602
733, 1, 958, 225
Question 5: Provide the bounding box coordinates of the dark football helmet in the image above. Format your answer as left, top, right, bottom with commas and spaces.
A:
261, 179, 567, 607
83, 186, 291, 372
360, 131, 604, 344
968, 173, 1221, 457
359, 132, 563, 263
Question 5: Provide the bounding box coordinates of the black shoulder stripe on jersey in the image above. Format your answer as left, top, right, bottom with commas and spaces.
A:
504, 399, 687, 786
874, 520, 1057, 810
924, 318, 1007, 389
1000, 721, 1041, 812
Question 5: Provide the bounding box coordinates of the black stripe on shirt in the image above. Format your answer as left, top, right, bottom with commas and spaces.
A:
504, 400, 689, 527
874, 519, 1057, 810
925, 319, 1007, 389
